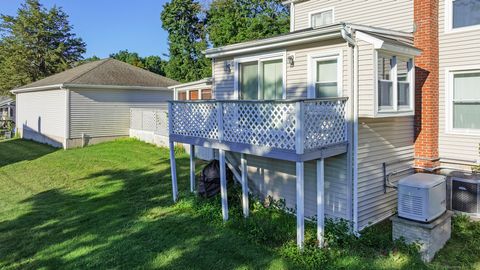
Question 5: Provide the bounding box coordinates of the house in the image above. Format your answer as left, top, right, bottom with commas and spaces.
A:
12, 58, 178, 149
0, 96, 15, 121
168, 0, 480, 248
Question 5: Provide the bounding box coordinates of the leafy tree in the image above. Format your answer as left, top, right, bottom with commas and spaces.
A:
0, 0, 86, 95
161, 0, 211, 82
77, 55, 100, 65
109, 50, 167, 76
110, 50, 145, 69
206, 0, 290, 47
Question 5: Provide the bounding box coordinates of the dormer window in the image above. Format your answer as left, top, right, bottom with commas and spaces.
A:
310, 8, 334, 28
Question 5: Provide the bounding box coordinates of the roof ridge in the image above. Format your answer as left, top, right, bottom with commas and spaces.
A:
66, 58, 111, 84
107, 58, 177, 83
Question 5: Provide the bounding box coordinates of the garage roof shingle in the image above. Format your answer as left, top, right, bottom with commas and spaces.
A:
16, 58, 179, 90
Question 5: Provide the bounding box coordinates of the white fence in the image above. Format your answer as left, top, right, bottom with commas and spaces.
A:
130, 108, 169, 147
130, 108, 215, 160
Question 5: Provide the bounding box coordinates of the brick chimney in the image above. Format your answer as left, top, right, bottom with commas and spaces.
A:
413, 0, 440, 169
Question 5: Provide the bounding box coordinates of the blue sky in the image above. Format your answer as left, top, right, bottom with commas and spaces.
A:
0, 0, 171, 59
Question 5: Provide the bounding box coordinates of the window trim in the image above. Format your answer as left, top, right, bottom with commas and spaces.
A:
445, 66, 480, 136
373, 50, 415, 117
308, 7, 335, 28
307, 50, 343, 99
233, 51, 287, 100
445, 0, 480, 33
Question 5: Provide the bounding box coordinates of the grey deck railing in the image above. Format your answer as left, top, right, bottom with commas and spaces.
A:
168, 98, 348, 161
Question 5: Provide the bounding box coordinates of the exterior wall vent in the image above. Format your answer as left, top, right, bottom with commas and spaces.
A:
398, 173, 446, 222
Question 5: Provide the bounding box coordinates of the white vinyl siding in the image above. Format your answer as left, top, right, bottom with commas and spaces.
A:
294, 0, 413, 32
357, 40, 376, 117
69, 88, 171, 139
227, 152, 349, 220
16, 90, 66, 147
357, 117, 414, 230
439, 0, 480, 164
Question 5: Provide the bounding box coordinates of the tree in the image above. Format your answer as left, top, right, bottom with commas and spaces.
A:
0, 0, 86, 95
206, 0, 290, 47
161, 0, 211, 82
109, 50, 167, 76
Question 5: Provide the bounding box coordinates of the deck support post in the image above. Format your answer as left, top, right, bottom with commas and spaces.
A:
296, 161, 305, 248
169, 140, 178, 202
317, 158, 325, 248
189, 145, 195, 193
219, 149, 228, 221
241, 153, 249, 217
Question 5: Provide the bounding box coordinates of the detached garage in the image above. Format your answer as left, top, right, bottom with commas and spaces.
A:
11, 58, 178, 149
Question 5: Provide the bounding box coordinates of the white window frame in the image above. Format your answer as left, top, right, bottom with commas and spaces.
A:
445, 66, 480, 136
233, 51, 287, 100
308, 7, 335, 28
445, 0, 480, 33
307, 50, 343, 99
373, 50, 415, 117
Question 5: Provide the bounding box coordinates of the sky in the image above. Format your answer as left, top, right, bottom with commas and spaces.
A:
0, 0, 171, 59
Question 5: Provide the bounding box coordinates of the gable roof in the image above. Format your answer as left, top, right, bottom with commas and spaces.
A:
0, 96, 14, 107
13, 58, 179, 93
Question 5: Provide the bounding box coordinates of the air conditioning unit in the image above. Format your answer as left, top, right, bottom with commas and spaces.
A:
398, 173, 446, 222
451, 177, 480, 217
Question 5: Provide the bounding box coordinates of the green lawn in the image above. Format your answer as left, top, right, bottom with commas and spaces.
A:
0, 139, 479, 269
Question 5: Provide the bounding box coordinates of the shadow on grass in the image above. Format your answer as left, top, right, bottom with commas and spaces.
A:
0, 139, 57, 167
0, 157, 287, 269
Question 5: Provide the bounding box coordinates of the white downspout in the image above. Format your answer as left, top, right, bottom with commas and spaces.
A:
342, 26, 359, 234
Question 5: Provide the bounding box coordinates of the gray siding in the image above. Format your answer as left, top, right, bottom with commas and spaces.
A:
438, 0, 480, 165
357, 116, 414, 229
16, 90, 66, 147
293, 0, 413, 32
214, 57, 235, 100
69, 88, 171, 139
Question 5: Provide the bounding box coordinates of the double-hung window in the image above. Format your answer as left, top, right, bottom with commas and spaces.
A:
237, 55, 284, 100
376, 53, 414, 114
310, 9, 334, 28
447, 0, 480, 31
449, 70, 480, 132
308, 52, 342, 98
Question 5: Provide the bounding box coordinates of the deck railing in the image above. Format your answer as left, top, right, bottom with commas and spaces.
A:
169, 97, 348, 155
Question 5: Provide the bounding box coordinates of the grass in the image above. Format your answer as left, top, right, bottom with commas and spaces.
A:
0, 139, 479, 269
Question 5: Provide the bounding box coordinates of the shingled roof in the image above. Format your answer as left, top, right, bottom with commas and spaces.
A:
15, 58, 179, 90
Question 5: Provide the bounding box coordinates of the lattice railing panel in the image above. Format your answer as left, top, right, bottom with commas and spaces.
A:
170, 102, 218, 140
303, 99, 347, 150
223, 102, 296, 150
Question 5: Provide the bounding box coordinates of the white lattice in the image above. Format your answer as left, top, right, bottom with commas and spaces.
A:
171, 102, 218, 140
303, 99, 347, 150
223, 102, 296, 150
130, 109, 143, 130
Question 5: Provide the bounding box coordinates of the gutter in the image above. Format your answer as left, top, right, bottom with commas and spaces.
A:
10, 84, 64, 94
11, 83, 172, 93
167, 77, 213, 90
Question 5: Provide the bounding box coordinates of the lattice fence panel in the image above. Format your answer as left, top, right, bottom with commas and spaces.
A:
171, 102, 218, 140
223, 102, 296, 150
142, 110, 156, 131
130, 109, 143, 130
303, 99, 347, 150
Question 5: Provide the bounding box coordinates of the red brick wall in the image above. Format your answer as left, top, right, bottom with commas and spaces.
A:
414, 0, 440, 169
